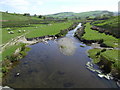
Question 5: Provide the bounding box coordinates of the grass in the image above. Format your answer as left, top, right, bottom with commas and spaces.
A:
88, 49, 101, 63
2, 27, 28, 44
88, 48, 120, 69
92, 16, 119, 28
2, 22, 73, 44
1, 12, 41, 21
101, 50, 120, 69
1, 43, 31, 76
82, 23, 119, 47
92, 16, 120, 38
2, 43, 23, 60
26, 22, 73, 38
1, 12, 44, 28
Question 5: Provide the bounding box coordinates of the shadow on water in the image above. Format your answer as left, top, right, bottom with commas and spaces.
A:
3, 23, 118, 88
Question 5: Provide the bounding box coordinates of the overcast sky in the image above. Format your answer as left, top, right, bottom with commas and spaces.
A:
0, 0, 119, 15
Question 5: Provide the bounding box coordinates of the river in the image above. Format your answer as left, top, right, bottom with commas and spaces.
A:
3, 23, 118, 88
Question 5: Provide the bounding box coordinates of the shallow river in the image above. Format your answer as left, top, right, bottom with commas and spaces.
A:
3, 23, 118, 88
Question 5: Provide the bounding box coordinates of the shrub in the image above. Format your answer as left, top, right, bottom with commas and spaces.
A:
2, 66, 8, 73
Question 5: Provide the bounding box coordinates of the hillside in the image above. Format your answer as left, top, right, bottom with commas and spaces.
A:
46, 11, 113, 19
0, 12, 42, 27
1, 12, 40, 21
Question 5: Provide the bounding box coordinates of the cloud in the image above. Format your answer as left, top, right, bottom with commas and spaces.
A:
0, 0, 44, 14
0, 0, 29, 6
0, 0, 118, 15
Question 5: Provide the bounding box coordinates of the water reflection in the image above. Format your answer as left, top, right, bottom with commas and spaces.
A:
57, 37, 76, 56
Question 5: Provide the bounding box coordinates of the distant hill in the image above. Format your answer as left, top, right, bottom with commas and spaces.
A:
46, 11, 114, 19
0, 12, 40, 21
0, 12, 43, 27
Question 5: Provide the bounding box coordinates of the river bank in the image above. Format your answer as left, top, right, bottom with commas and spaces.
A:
74, 22, 120, 86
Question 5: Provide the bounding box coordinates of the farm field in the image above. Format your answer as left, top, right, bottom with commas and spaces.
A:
2, 22, 73, 44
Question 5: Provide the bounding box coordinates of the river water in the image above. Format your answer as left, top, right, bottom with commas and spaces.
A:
3, 23, 118, 88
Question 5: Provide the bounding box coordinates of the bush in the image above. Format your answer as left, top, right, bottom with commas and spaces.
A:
23, 13, 30, 16
2, 66, 8, 73
21, 44, 26, 51
20, 51, 27, 57
7, 54, 18, 62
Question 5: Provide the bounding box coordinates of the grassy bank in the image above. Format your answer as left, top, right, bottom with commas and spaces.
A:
81, 22, 120, 78
1, 43, 31, 77
81, 23, 119, 48
74, 22, 120, 78
88, 49, 120, 77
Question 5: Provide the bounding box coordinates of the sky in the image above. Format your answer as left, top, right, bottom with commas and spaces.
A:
0, 0, 119, 15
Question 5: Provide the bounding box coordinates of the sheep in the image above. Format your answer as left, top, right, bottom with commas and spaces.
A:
18, 30, 21, 33
8, 32, 11, 34
6, 28, 11, 31
8, 31, 14, 34
23, 30, 26, 32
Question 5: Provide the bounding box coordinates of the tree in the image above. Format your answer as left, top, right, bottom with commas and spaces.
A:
6, 11, 8, 13
38, 15, 42, 18
34, 14, 37, 17
43, 16, 46, 20
78, 17, 81, 20
23, 13, 30, 16
64, 17, 68, 20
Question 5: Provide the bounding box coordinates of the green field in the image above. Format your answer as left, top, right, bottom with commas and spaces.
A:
2, 22, 73, 44
26, 22, 73, 38
82, 23, 119, 47
1, 12, 44, 28
1, 12, 40, 21
92, 16, 119, 29
92, 16, 120, 38
2, 44, 22, 60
